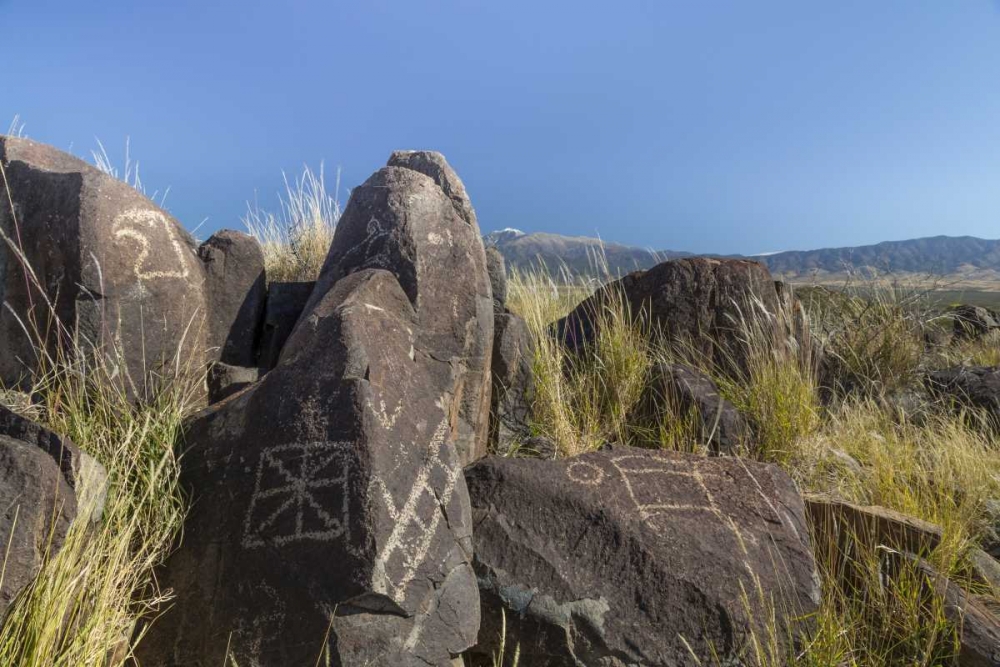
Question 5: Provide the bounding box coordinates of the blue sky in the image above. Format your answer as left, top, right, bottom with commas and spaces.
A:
3, 1, 1000, 254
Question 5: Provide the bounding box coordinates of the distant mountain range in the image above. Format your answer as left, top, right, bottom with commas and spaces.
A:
484, 229, 1000, 286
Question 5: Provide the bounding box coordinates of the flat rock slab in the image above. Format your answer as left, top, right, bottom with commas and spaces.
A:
465, 445, 821, 666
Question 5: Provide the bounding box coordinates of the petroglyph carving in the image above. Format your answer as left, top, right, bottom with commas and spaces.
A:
566, 460, 605, 486
566, 454, 768, 578
371, 418, 459, 604
112, 209, 191, 281
242, 441, 353, 549
343, 217, 393, 269
371, 398, 404, 431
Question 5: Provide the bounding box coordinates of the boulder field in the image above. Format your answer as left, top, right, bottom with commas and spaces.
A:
6, 138, 998, 665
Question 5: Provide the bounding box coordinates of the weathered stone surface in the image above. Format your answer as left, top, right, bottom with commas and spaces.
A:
0, 406, 106, 618
257, 281, 314, 370
198, 230, 266, 367
883, 552, 1000, 667
465, 446, 821, 666
556, 258, 801, 377
805, 496, 943, 556
634, 363, 749, 455
298, 152, 493, 465
206, 362, 259, 403
0, 136, 207, 392
386, 150, 479, 230
485, 246, 507, 313
137, 274, 480, 664
489, 312, 534, 454
952, 305, 1000, 340
925, 366, 1000, 427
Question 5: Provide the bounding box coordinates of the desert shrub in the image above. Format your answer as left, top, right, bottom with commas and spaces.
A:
708, 296, 820, 465
803, 279, 932, 397
509, 266, 653, 456
243, 164, 341, 283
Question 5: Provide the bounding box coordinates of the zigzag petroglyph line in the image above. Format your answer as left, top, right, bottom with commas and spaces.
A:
371, 418, 458, 605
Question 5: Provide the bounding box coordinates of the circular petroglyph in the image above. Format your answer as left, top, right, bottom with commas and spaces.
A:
566, 460, 605, 486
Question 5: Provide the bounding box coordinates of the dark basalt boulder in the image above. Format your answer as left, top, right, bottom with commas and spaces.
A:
633, 363, 750, 455
489, 312, 534, 454
198, 229, 266, 367
0, 137, 268, 400
298, 151, 493, 465
0, 406, 106, 619
136, 270, 479, 667
465, 446, 821, 666
257, 281, 315, 370
485, 246, 507, 313
925, 366, 1000, 427
556, 258, 804, 378
952, 305, 1000, 341
138, 153, 491, 666
0, 135, 207, 392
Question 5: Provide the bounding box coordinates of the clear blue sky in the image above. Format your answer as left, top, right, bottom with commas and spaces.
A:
3, 1, 1000, 254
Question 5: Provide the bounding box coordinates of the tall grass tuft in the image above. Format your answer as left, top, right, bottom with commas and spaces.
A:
508, 264, 653, 456
243, 164, 342, 283
802, 278, 933, 398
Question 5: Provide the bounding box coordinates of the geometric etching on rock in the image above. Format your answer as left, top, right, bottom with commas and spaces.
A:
242, 441, 353, 550
112, 208, 191, 281
568, 453, 770, 579
371, 418, 460, 605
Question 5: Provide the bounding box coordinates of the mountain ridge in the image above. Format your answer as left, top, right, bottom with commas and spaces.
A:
484, 230, 1000, 285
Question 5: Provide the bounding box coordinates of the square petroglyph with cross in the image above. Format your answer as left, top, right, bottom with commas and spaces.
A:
242, 441, 353, 549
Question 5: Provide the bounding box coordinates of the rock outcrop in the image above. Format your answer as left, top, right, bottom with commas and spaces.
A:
489, 312, 534, 454
0, 136, 267, 396
632, 363, 749, 455
925, 366, 1000, 427
198, 229, 266, 367
137, 152, 488, 667
0, 406, 106, 619
952, 305, 1000, 341
465, 445, 821, 666
556, 258, 804, 378
298, 151, 493, 465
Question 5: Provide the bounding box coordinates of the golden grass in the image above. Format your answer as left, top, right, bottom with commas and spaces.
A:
243, 164, 341, 283
510, 259, 1000, 666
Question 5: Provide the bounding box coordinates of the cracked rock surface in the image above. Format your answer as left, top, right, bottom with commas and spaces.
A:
465, 446, 821, 666
137, 152, 489, 666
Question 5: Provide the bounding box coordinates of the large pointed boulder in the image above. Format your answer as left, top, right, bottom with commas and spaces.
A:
297, 151, 493, 465
137, 151, 488, 667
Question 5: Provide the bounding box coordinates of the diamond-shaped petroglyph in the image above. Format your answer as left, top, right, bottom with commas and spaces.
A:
242, 441, 353, 549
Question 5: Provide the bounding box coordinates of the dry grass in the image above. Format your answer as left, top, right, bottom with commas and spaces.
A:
509, 260, 1000, 666
243, 164, 341, 283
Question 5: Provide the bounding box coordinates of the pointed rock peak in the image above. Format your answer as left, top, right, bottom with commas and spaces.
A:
387, 150, 478, 230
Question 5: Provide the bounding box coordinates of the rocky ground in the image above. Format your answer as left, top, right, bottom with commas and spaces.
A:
1, 136, 1000, 666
